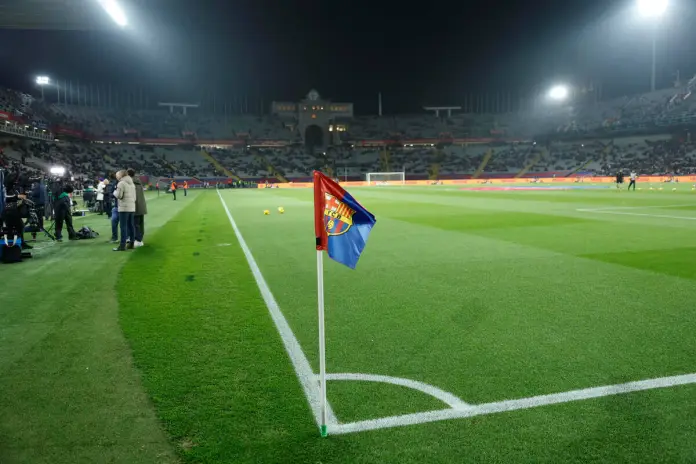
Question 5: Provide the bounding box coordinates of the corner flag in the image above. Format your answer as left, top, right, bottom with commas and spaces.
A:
314, 171, 376, 269
313, 171, 376, 437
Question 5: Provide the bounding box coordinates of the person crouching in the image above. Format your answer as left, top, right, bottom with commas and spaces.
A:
112, 170, 136, 252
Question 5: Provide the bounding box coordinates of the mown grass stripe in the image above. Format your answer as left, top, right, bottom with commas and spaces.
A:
117, 192, 325, 463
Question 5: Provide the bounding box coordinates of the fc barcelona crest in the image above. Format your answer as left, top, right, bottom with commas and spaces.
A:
324, 193, 354, 236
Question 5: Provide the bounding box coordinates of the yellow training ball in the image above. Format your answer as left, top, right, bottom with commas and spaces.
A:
278, 207, 285, 214
264, 210, 270, 215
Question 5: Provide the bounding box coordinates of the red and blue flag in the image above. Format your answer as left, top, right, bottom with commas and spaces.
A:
314, 171, 376, 269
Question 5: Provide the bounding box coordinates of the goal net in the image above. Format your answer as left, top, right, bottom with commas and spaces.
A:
365, 172, 406, 186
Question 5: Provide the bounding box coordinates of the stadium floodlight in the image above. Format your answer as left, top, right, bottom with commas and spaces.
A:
636, 0, 668, 92
98, 0, 128, 27
548, 85, 570, 101
50, 166, 66, 177
637, 0, 668, 17
35, 75, 50, 100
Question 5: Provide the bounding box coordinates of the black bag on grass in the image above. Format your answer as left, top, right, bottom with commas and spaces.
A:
1, 238, 23, 263
75, 226, 99, 240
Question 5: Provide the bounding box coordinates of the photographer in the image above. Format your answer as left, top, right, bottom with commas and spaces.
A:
54, 184, 76, 242
1, 173, 31, 250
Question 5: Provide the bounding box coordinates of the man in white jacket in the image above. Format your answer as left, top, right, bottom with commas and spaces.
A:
96, 179, 105, 215
112, 170, 136, 251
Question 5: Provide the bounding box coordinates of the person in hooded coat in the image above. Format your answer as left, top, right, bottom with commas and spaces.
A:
127, 168, 148, 247
112, 170, 136, 251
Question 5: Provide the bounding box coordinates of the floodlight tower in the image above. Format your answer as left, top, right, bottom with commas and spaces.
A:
36, 76, 50, 101
637, 0, 668, 92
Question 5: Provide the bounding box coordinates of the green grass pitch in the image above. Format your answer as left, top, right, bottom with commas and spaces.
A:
3, 185, 696, 463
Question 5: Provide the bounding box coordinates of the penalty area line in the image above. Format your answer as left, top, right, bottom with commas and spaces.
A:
331, 372, 696, 435
216, 190, 338, 430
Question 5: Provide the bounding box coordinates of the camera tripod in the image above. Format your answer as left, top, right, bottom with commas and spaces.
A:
25, 208, 56, 242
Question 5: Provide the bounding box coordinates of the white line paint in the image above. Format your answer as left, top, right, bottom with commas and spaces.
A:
326, 373, 472, 409
331, 373, 696, 435
578, 204, 692, 212
577, 209, 696, 221
217, 190, 696, 436
216, 190, 338, 430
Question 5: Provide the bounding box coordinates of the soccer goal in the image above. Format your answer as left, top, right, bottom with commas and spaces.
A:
365, 172, 406, 186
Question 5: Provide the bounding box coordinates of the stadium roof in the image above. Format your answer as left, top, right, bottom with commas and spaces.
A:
0, 0, 140, 30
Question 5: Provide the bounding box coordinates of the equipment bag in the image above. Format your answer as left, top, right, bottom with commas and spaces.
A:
1, 235, 23, 264
75, 226, 99, 240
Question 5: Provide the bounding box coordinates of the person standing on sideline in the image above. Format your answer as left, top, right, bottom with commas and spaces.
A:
113, 170, 136, 252
127, 168, 147, 247
96, 178, 106, 214
102, 179, 112, 218
628, 171, 637, 191
54, 185, 76, 242
110, 191, 120, 243
171, 180, 177, 200
156, 181, 160, 196
30, 178, 47, 240
183, 180, 188, 196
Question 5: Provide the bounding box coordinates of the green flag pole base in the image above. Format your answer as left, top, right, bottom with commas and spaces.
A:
320, 425, 328, 437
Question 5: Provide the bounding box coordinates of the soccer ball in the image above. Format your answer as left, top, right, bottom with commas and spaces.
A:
673, 188, 677, 191
264, 210, 270, 215
278, 207, 285, 214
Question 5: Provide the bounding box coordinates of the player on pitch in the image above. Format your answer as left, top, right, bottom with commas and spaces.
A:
627, 171, 637, 191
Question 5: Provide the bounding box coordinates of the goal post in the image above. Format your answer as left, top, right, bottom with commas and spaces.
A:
365, 172, 406, 186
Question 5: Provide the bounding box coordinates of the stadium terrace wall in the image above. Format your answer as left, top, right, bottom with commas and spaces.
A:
259, 176, 696, 188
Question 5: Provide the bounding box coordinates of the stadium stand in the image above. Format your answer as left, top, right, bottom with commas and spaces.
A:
3, 81, 696, 184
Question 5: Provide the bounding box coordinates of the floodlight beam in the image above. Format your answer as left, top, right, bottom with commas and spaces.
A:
637, 0, 668, 18
97, 0, 128, 27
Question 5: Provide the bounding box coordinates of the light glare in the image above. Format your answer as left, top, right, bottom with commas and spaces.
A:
98, 0, 128, 27
548, 85, 569, 101
50, 166, 66, 176
36, 76, 50, 85
637, 0, 668, 17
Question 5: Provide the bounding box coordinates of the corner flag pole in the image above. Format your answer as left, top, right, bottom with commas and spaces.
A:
317, 249, 328, 437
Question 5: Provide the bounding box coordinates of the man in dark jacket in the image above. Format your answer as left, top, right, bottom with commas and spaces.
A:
1, 174, 31, 249
127, 168, 147, 247
54, 185, 76, 242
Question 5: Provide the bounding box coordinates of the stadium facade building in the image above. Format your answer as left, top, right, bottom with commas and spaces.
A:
272, 90, 353, 150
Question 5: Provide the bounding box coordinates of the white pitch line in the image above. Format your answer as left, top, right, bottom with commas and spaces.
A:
577, 209, 696, 221
331, 373, 696, 435
326, 373, 472, 409
216, 190, 338, 430
577, 204, 693, 212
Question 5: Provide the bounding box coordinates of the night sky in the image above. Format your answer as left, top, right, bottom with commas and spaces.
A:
1, 0, 696, 114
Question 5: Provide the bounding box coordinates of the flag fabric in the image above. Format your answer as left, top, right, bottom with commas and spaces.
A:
314, 171, 376, 269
